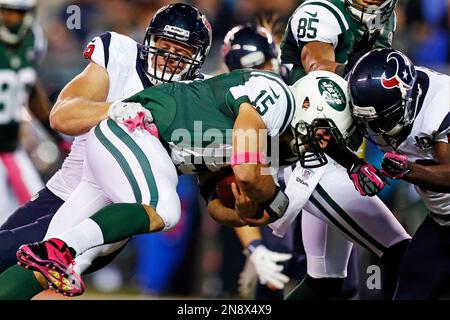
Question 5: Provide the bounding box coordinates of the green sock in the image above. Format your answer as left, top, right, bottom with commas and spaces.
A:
285, 276, 344, 300
0, 265, 44, 300
285, 279, 320, 300
90, 203, 151, 244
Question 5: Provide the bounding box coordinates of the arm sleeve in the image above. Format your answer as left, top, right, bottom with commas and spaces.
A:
83, 32, 112, 69
228, 72, 296, 136
435, 112, 450, 143
269, 163, 327, 237
289, 2, 349, 49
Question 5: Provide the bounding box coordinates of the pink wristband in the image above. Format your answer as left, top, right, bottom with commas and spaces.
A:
230, 152, 268, 167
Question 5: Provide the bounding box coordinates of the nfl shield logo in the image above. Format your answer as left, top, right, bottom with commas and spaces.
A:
302, 169, 313, 180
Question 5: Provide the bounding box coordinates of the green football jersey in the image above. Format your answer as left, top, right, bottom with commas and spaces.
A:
125, 69, 296, 174
0, 25, 45, 151
280, 0, 396, 83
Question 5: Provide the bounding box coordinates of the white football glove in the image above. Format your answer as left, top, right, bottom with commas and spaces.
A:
248, 244, 292, 290
108, 100, 153, 124
237, 258, 258, 299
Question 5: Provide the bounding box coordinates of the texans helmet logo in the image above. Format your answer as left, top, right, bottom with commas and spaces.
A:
381, 51, 415, 98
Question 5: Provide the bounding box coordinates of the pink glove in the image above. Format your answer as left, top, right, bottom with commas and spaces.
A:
381, 152, 409, 179
348, 160, 387, 196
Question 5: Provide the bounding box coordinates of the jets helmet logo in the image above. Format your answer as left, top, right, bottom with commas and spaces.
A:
381, 51, 415, 98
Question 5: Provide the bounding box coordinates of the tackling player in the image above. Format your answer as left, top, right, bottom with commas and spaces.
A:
277, 0, 409, 300
348, 48, 450, 299
14, 68, 298, 297
0, 2, 212, 297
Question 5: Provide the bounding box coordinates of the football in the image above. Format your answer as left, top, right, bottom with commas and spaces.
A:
215, 174, 236, 209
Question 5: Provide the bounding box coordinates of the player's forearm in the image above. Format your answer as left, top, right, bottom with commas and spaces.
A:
28, 80, 52, 122
208, 199, 247, 227
301, 42, 338, 74
305, 59, 339, 74
324, 139, 361, 170
233, 163, 277, 204
234, 225, 262, 248
50, 98, 111, 136
404, 163, 450, 193
29, 81, 63, 141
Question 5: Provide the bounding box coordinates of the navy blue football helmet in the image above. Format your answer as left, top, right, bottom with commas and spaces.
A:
348, 48, 420, 146
222, 24, 278, 71
140, 3, 212, 84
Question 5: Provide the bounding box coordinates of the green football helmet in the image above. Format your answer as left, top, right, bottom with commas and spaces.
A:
0, 0, 36, 45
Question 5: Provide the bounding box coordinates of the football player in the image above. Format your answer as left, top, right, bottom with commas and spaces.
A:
219, 24, 300, 299
281, 0, 398, 81
348, 48, 450, 299
276, 0, 409, 300
13, 67, 298, 298
0, 2, 212, 298
0, 0, 63, 224
10, 69, 410, 303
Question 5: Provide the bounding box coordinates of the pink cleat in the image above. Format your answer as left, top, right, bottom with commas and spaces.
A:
16, 238, 85, 297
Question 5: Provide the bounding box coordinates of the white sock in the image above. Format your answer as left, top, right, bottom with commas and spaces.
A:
57, 219, 105, 256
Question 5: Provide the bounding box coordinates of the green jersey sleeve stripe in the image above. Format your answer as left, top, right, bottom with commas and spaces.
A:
301, 1, 349, 33
107, 120, 159, 208
250, 71, 296, 134
95, 124, 142, 203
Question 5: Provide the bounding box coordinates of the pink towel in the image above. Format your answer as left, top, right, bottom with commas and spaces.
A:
0, 152, 31, 204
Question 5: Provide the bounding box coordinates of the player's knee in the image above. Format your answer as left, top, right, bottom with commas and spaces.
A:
152, 194, 181, 232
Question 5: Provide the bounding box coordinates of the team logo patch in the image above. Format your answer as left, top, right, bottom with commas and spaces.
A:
414, 136, 433, 150
164, 25, 190, 40
318, 79, 346, 111
302, 168, 314, 180
381, 51, 415, 98
83, 44, 95, 60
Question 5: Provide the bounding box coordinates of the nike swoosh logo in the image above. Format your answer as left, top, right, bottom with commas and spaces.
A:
305, 11, 317, 18
269, 86, 280, 99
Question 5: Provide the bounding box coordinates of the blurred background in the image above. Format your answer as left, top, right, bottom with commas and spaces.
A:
16, 0, 450, 299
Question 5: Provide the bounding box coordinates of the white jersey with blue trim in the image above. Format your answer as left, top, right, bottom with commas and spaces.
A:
46, 32, 152, 201
384, 67, 450, 221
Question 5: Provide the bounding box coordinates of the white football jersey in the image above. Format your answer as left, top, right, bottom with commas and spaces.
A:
382, 67, 450, 223
46, 32, 152, 200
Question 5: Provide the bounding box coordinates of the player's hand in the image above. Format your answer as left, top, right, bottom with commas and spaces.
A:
108, 101, 153, 132
381, 151, 409, 179
247, 241, 292, 290
242, 211, 275, 227
231, 182, 264, 219
348, 159, 388, 196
